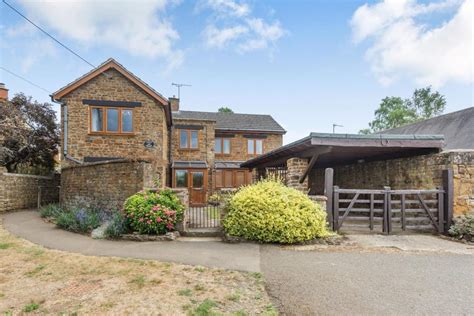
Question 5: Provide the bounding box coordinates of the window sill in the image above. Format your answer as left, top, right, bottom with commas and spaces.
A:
178, 148, 200, 151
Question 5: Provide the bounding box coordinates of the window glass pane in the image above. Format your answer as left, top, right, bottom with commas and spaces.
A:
223, 139, 231, 154
215, 137, 222, 154
91, 108, 103, 132
175, 170, 188, 187
256, 139, 263, 154
121, 109, 133, 132
192, 172, 204, 188
247, 139, 254, 155
106, 108, 119, 132
180, 130, 188, 148
190, 130, 198, 148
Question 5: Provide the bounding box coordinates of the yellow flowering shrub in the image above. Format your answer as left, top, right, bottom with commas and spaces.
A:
223, 179, 330, 243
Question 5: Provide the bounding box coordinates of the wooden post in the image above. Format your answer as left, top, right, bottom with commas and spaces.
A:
437, 186, 444, 234
333, 186, 339, 231
383, 186, 391, 235
442, 169, 453, 232
324, 168, 334, 230
37, 186, 42, 209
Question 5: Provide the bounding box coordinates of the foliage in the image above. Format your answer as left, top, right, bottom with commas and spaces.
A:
124, 189, 185, 235
218, 106, 234, 113
359, 86, 446, 133
39, 204, 62, 219
448, 215, 474, 242
223, 179, 330, 243
0, 93, 59, 173
55, 207, 101, 233
104, 211, 129, 239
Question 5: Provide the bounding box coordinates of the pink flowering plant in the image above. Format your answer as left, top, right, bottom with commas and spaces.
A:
123, 189, 184, 235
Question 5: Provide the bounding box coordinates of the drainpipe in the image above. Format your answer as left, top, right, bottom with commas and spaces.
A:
50, 96, 81, 164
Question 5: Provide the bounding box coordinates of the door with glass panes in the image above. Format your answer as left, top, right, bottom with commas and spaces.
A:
174, 169, 207, 206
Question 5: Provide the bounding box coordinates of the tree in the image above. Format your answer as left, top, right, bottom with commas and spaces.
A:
218, 107, 233, 113
0, 93, 59, 173
359, 86, 446, 133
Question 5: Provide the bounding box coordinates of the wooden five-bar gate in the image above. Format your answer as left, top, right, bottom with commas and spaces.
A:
325, 168, 453, 234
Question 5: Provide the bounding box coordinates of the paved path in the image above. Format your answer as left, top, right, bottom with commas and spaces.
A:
2, 211, 261, 272
3, 210, 474, 315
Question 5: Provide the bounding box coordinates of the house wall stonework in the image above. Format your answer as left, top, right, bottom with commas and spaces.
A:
215, 133, 283, 162
309, 150, 474, 215
60, 68, 169, 186
0, 170, 60, 212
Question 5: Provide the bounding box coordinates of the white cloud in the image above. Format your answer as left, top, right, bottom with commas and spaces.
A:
351, 0, 473, 87
200, 0, 286, 54
10, 0, 184, 70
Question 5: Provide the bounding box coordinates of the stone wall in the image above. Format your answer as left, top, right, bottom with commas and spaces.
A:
60, 159, 153, 210
0, 170, 60, 212
287, 158, 309, 193
215, 133, 283, 162
60, 68, 169, 186
309, 150, 474, 215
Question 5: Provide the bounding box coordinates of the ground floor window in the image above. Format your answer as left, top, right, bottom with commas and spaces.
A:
214, 168, 252, 189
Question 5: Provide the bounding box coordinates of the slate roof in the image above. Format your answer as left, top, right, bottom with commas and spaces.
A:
172, 110, 286, 133
381, 107, 474, 150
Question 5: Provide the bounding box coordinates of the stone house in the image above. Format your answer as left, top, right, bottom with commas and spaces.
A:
52, 58, 285, 206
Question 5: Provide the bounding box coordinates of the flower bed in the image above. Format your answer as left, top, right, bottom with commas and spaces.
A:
39, 188, 185, 240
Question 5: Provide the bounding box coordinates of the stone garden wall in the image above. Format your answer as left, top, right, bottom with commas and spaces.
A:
60, 159, 189, 212
0, 168, 60, 212
309, 150, 474, 215
60, 159, 154, 210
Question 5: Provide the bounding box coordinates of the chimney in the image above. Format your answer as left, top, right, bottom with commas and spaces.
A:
169, 96, 180, 112
0, 83, 8, 101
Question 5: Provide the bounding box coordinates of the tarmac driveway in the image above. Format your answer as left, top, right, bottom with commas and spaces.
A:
260, 246, 474, 315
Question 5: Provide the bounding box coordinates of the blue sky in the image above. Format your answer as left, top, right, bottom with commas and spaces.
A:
1, 0, 472, 143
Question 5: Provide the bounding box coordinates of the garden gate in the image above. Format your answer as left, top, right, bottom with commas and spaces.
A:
324, 168, 453, 234
186, 204, 223, 229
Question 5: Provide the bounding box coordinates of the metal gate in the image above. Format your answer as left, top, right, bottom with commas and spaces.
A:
186, 205, 223, 229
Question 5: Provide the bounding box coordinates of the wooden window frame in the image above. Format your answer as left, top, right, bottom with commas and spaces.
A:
247, 138, 264, 156
89, 106, 135, 135
215, 137, 231, 155
179, 129, 199, 150
214, 169, 252, 189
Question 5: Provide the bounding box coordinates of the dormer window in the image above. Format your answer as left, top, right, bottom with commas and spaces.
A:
90, 106, 134, 134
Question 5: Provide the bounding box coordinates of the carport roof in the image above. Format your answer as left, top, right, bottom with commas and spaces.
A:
241, 132, 445, 169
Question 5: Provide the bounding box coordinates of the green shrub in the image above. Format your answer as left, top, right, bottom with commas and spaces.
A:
223, 179, 330, 244
39, 204, 62, 218
56, 208, 101, 233
124, 189, 184, 235
448, 215, 474, 242
104, 212, 128, 239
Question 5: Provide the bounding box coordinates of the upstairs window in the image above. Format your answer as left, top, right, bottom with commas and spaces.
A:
179, 129, 199, 149
247, 139, 263, 156
215, 137, 231, 155
90, 106, 134, 134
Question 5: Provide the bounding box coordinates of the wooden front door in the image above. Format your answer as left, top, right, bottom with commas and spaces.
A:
189, 170, 207, 206
173, 169, 208, 206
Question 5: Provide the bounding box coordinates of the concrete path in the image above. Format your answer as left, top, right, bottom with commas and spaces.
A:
2, 210, 261, 272
3, 210, 474, 315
